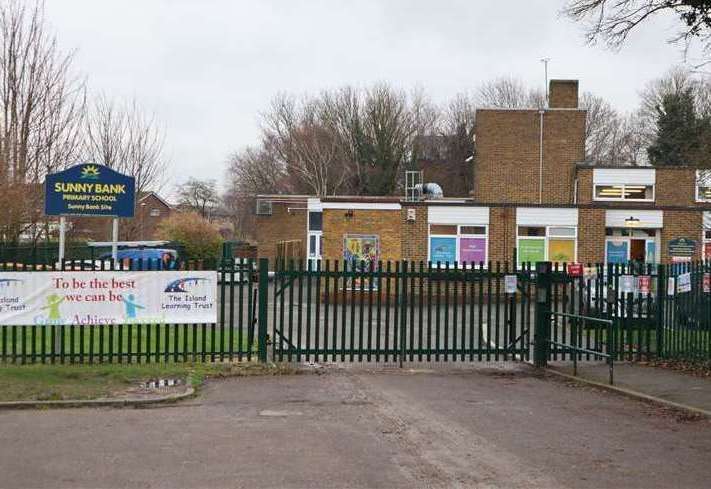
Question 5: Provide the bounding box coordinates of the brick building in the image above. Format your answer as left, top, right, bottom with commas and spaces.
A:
66, 192, 173, 242
255, 79, 711, 268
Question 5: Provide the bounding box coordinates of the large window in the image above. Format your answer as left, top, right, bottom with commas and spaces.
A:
594, 184, 654, 201
517, 226, 576, 267
428, 224, 487, 266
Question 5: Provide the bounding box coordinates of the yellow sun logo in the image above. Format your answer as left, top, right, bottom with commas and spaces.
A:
81, 165, 100, 179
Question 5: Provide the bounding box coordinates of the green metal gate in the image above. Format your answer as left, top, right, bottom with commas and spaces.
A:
270, 259, 534, 363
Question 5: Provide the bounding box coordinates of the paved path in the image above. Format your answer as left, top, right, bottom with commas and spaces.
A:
550, 361, 711, 413
1, 366, 710, 488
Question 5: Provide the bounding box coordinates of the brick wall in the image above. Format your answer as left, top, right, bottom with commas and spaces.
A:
401, 205, 428, 262
661, 210, 703, 262
322, 208, 402, 264
473, 109, 585, 205
549, 80, 579, 109
577, 208, 606, 263
655, 167, 696, 207
576, 167, 593, 204
487, 207, 516, 263
255, 201, 307, 266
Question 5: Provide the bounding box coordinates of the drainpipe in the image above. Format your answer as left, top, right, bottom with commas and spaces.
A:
538, 109, 544, 204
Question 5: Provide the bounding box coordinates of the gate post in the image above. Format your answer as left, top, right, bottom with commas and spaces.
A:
655, 263, 665, 358
257, 258, 269, 363
533, 261, 552, 368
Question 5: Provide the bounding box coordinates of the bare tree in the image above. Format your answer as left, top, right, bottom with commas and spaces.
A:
564, 0, 711, 63
0, 0, 85, 243
82, 95, 167, 195
176, 178, 220, 220
475, 76, 545, 108
436, 92, 476, 194
262, 94, 350, 196
357, 83, 418, 195
224, 144, 288, 240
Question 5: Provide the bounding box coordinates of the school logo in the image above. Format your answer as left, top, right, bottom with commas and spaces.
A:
80, 164, 100, 180
0, 278, 23, 288
164, 277, 210, 293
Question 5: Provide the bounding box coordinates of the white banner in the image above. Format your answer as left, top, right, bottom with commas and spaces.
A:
0, 271, 217, 326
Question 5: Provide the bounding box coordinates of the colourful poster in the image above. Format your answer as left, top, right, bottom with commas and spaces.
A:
343, 235, 379, 270
518, 239, 545, 265
548, 239, 575, 265
459, 237, 486, 264
0, 271, 217, 326
606, 241, 628, 264
430, 237, 457, 264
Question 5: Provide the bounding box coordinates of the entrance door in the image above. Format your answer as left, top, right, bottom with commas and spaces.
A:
630, 239, 645, 262
307, 232, 322, 268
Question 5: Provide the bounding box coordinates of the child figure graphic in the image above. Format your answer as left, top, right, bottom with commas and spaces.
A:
122, 294, 145, 320
41, 294, 64, 323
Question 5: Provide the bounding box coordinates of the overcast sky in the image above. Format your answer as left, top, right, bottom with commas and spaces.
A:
45, 0, 698, 196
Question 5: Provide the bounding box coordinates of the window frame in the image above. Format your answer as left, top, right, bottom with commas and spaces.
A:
593, 183, 655, 202
516, 225, 577, 267
696, 170, 711, 202
427, 223, 488, 268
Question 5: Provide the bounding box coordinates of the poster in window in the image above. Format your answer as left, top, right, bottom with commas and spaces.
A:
646, 241, 656, 264
459, 237, 486, 264
343, 234, 379, 270
606, 241, 628, 264
343, 234, 380, 290
548, 239, 575, 265
430, 237, 457, 264
704, 241, 711, 260
517, 239, 545, 265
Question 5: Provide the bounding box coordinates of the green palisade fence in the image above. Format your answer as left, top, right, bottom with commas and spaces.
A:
1, 255, 710, 365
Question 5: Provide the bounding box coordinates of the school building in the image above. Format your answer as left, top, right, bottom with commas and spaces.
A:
254, 79, 711, 268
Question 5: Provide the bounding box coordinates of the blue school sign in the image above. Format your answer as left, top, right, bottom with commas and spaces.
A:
44, 164, 136, 217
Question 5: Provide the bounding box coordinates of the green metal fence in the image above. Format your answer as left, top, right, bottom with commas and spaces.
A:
0, 258, 258, 364
1, 256, 710, 365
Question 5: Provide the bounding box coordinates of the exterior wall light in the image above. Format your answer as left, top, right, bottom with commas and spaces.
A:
624, 216, 640, 227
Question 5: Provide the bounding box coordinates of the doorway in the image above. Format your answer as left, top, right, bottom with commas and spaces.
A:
630, 239, 645, 262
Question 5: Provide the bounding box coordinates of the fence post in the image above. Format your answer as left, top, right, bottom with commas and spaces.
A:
399, 260, 408, 368
257, 258, 269, 363
655, 263, 665, 358
533, 261, 552, 368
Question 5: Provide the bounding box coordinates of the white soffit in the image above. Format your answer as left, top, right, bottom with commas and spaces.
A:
321, 202, 401, 210
605, 209, 663, 228
516, 208, 578, 226
307, 198, 322, 211
593, 168, 655, 185
427, 206, 490, 225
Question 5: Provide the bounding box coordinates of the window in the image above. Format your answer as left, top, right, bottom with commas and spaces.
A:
307, 211, 323, 265
594, 184, 654, 201
605, 228, 659, 264
697, 170, 711, 202
149, 208, 160, 217
517, 226, 576, 267
308, 211, 322, 231
256, 199, 272, 215
428, 224, 487, 266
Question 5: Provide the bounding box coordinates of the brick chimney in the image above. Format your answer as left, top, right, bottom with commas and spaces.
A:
549, 79, 579, 109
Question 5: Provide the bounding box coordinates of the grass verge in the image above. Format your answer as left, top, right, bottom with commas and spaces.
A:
0, 362, 294, 402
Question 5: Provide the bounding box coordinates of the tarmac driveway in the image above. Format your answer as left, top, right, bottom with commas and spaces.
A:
1, 365, 710, 488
